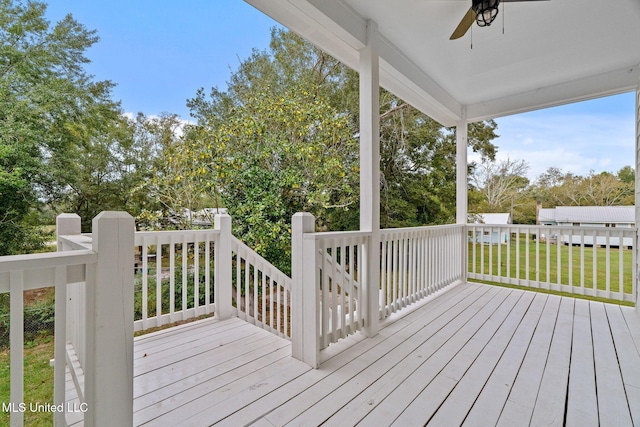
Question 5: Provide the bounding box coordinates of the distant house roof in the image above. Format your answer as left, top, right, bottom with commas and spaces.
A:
538, 208, 556, 223
471, 213, 512, 225
539, 206, 634, 224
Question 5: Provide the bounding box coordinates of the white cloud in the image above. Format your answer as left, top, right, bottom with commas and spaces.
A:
492, 98, 635, 181
122, 112, 195, 138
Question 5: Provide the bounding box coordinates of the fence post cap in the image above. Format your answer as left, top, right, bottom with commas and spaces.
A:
293, 212, 315, 219
92, 211, 134, 221
57, 213, 81, 219
214, 213, 232, 230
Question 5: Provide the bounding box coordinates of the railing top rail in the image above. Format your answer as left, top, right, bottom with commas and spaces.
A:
303, 230, 372, 241
0, 249, 97, 273
134, 228, 221, 246
380, 223, 464, 235
467, 223, 636, 234
135, 228, 220, 238
231, 235, 292, 288
59, 234, 93, 250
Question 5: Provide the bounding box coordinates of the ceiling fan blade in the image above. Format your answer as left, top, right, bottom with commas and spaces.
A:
450, 7, 476, 40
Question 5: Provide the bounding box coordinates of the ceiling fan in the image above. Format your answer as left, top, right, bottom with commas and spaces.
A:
450, 0, 549, 40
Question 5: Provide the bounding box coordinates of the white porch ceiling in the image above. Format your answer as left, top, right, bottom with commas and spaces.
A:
245, 0, 640, 127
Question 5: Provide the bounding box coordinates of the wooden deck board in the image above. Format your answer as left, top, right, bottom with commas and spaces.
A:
529, 297, 575, 426
462, 292, 548, 427
591, 302, 634, 426
361, 287, 512, 426
266, 285, 494, 426
565, 298, 599, 427
113, 282, 639, 427
221, 283, 478, 427
390, 289, 522, 426
426, 290, 535, 426
497, 294, 561, 426
290, 285, 501, 426
605, 303, 640, 426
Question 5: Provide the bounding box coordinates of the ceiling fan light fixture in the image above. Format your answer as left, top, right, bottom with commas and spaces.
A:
472, 0, 500, 27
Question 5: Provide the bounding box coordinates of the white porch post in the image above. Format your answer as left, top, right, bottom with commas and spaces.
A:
635, 79, 640, 310
456, 113, 469, 282
456, 112, 468, 225
84, 212, 134, 426
456, 111, 469, 283
214, 213, 233, 320
360, 20, 380, 337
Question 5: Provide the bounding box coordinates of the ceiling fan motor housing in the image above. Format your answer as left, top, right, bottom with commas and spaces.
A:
472, 0, 500, 27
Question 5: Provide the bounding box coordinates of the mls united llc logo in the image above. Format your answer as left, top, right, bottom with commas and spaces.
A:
2, 402, 88, 413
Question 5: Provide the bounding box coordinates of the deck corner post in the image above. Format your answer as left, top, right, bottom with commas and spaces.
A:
85, 211, 134, 427
292, 212, 319, 368
56, 213, 81, 251
215, 213, 233, 320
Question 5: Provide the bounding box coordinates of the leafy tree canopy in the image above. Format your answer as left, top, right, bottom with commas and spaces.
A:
0, 0, 127, 248
181, 28, 499, 270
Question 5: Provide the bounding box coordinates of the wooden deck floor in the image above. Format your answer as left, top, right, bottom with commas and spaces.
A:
127, 282, 640, 426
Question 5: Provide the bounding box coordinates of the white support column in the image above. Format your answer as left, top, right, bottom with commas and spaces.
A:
456, 112, 468, 225
635, 80, 640, 310
456, 112, 469, 283
214, 214, 233, 320
56, 213, 81, 251
291, 212, 319, 367
359, 20, 380, 337
84, 212, 134, 427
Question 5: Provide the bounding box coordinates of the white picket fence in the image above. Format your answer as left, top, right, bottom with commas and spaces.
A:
468, 224, 637, 303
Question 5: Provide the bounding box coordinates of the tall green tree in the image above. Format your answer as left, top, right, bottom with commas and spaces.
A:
140, 113, 219, 230
48, 112, 162, 231
0, 0, 123, 248
184, 28, 499, 269
534, 167, 634, 208
190, 81, 357, 273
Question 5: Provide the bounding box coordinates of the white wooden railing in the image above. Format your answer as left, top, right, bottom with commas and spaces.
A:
0, 212, 135, 427
232, 236, 292, 339
311, 230, 367, 348
56, 230, 92, 413
8, 212, 290, 425
380, 224, 466, 318
133, 229, 219, 332
467, 224, 637, 303
6, 210, 638, 424
291, 212, 369, 368
133, 218, 292, 336
291, 213, 466, 367
0, 249, 96, 427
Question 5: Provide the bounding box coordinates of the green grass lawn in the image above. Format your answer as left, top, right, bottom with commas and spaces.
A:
469, 236, 634, 296
0, 339, 54, 427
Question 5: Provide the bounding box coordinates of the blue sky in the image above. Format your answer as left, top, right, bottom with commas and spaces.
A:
45, 1, 636, 182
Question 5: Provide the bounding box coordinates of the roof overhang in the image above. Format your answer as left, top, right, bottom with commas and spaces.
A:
245, 0, 640, 127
